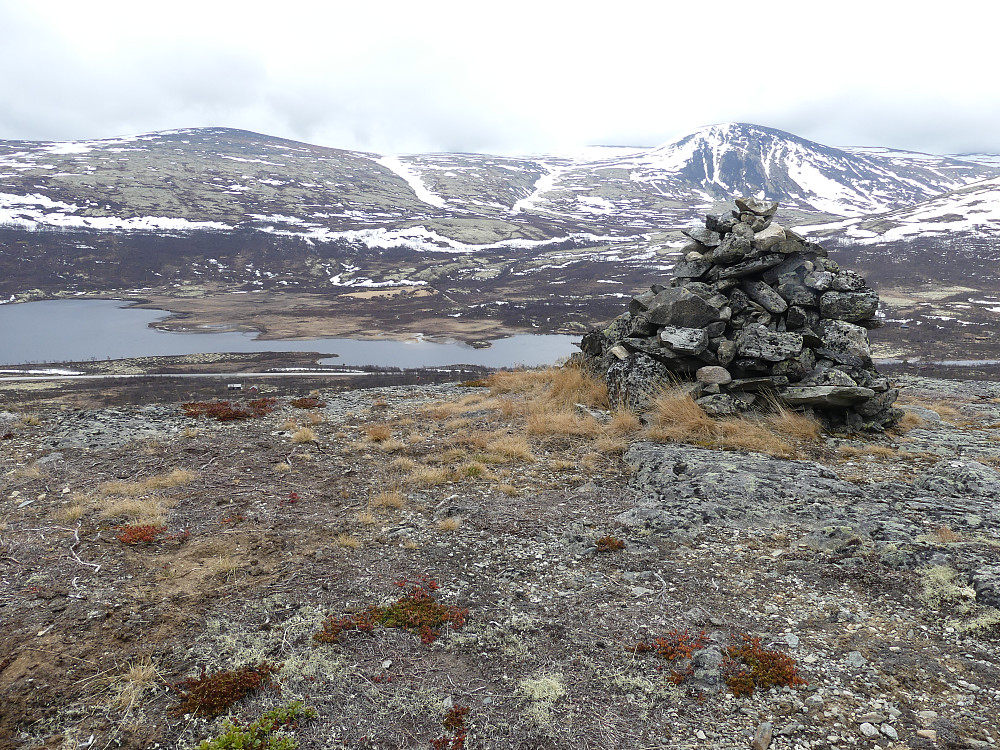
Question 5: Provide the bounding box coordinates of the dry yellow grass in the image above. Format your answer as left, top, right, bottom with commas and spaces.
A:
485, 434, 535, 462
766, 408, 822, 441
378, 439, 407, 453
643, 390, 715, 443
99, 468, 197, 497
458, 461, 491, 480
180, 427, 200, 439
606, 411, 642, 436
336, 533, 361, 548
371, 488, 406, 509
306, 411, 324, 425
291, 427, 317, 444
358, 511, 377, 525
895, 410, 925, 432
438, 517, 462, 532
551, 460, 576, 471
9, 463, 45, 480
488, 365, 609, 410
53, 503, 87, 522
278, 418, 299, 432
110, 656, 162, 712
99, 497, 168, 526
18, 414, 41, 427
273, 462, 292, 473
498, 483, 520, 496
594, 435, 630, 455
390, 456, 417, 471
408, 467, 452, 487
364, 424, 392, 442
713, 420, 796, 458
526, 409, 600, 437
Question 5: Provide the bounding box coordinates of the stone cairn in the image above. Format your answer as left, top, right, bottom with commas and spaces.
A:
578, 197, 901, 430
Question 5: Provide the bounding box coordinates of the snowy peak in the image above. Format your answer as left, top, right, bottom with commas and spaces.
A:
632, 122, 994, 216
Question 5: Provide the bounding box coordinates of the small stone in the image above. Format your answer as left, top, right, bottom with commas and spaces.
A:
858, 722, 879, 738
609, 345, 629, 360
916, 730, 937, 741
751, 721, 773, 750
846, 651, 868, 667
916, 710, 938, 726
783, 633, 799, 649
695, 365, 732, 385
879, 724, 898, 740
695, 730, 707, 740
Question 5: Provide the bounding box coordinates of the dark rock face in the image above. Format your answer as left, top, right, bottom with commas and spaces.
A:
577, 199, 900, 429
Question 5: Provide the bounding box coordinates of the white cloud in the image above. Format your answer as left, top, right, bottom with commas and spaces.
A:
1, 0, 997, 155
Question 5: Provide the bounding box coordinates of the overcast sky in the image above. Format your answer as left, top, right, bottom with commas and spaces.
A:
2, 0, 996, 156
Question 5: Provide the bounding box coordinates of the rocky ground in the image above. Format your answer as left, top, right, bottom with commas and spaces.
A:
1, 371, 1000, 750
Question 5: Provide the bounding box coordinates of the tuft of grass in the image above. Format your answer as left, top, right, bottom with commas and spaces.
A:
390, 456, 417, 471
358, 511, 376, 526
458, 461, 491, 480
408, 467, 452, 487
766, 407, 822, 441
336, 533, 361, 549
895, 410, 925, 432
364, 424, 392, 442
291, 427, 316, 444
181, 427, 200, 439
278, 418, 299, 432
644, 390, 716, 442
273, 462, 291, 473
714, 419, 796, 458
526, 409, 600, 437
438, 517, 462, 532
485, 434, 535, 462
99, 468, 197, 497
489, 365, 609, 410
377, 438, 407, 453
53, 503, 87, 523
371, 489, 406, 509
498, 483, 519, 496
111, 656, 163, 713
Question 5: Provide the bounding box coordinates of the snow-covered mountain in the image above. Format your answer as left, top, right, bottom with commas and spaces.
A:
2, 122, 1000, 301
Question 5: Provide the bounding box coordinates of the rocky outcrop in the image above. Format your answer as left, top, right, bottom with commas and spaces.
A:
579, 198, 900, 430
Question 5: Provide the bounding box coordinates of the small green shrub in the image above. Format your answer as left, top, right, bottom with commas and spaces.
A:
197, 700, 318, 750
171, 662, 281, 717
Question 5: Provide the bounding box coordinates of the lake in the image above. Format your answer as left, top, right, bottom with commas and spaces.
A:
0, 299, 581, 368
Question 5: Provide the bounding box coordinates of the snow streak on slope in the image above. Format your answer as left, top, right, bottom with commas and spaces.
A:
511, 164, 567, 213
0, 192, 232, 232
375, 156, 447, 208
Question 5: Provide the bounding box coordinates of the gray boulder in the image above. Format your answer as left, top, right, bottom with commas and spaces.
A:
735, 326, 803, 362
646, 287, 723, 328
820, 289, 879, 322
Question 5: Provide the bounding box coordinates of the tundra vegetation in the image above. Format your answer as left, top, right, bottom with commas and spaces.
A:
1, 366, 999, 748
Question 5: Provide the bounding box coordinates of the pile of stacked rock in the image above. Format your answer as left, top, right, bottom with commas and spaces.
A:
578, 198, 901, 430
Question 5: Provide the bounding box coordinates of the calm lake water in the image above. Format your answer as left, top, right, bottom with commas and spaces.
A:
0, 299, 580, 368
